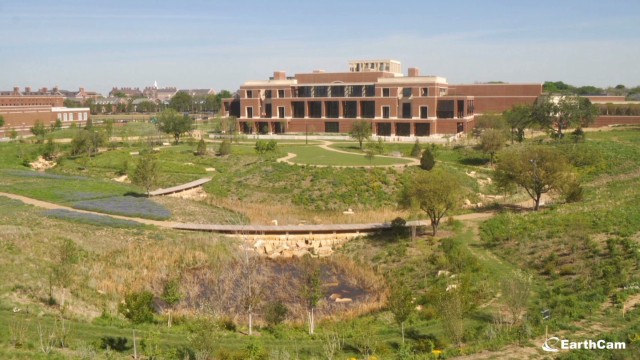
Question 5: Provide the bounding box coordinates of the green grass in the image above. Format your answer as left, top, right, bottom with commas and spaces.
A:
281, 144, 414, 166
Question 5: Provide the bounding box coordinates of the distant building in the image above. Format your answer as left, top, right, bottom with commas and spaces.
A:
143, 86, 177, 102
0, 86, 90, 136
109, 87, 143, 98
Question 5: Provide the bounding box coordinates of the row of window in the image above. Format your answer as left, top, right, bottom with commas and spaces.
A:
245, 104, 430, 119
56, 112, 89, 122
246, 86, 448, 99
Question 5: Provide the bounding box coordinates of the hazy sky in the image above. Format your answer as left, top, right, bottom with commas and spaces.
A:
2, 0, 639, 95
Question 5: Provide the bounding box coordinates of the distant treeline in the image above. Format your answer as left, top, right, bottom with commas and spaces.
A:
543, 81, 640, 100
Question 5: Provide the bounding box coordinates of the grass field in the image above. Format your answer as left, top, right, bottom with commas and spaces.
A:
2, 127, 640, 358
280, 144, 415, 166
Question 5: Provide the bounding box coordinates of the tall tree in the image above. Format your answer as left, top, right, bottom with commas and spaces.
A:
495, 146, 575, 210
401, 168, 463, 235
478, 129, 507, 165
169, 91, 193, 112
504, 104, 533, 143
236, 245, 263, 336
130, 153, 160, 196
532, 95, 598, 138
301, 259, 323, 335
156, 109, 193, 144
161, 279, 181, 328
30, 120, 48, 143
388, 282, 414, 344
350, 120, 372, 149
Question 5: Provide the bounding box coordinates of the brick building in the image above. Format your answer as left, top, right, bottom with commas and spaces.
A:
228, 60, 542, 137
0, 86, 90, 136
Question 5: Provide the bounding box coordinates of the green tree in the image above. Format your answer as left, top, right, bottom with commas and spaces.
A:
169, 91, 193, 112
388, 282, 413, 344
51, 238, 79, 310
255, 139, 277, 154
118, 291, 155, 324
478, 129, 507, 165
30, 120, 48, 143
504, 104, 533, 143
156, 109, 193, 144
410, 138, 421, 157
420, 147, 435, 170
161, 279, 181, 328
196, 139, 207, 156
130, 153, 160, 196
70, 128, 106, 157
301, 259, 323, 335
264, 301, 288, 327
218, 138, 232, 155
401, 168, 463, 235
533, 95, 598, 138
9, 128, 18, 141
0, 115, 4, 127
495, 146, 575, 210
350, 120, 372, 149
474, 112, 507, 133
41, 136, 57, 161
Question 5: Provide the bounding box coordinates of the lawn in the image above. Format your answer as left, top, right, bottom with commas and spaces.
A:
280, 144, 414, 166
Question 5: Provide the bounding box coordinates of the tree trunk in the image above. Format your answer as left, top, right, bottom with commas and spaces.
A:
401, 321, 405, 344
167, 309, 172, 328
534, 194, 541, 211
249, 311, 253, 335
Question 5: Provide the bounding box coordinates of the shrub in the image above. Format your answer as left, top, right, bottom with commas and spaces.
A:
255, 139, 277, 154
118, 291, 155, 324
420, 148, 435, 170
196, 139, 207, 156
218, 138, 232, 155
410, 139, 422, 157
264, 301, 288, 327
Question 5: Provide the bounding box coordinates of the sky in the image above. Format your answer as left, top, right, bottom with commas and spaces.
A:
2, 0, 639, 95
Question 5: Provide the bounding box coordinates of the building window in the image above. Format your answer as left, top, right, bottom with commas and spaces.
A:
364, 85, 375, 97
278, 107, 285, 118
265, 104, 272, 118
402, 103, 412, 119
246, 90, 253, 98
439, 88, 447, 96
325, 122, 339, 133
84, 112, 88, 121
292, 102, 305, 118
382, 88, 390, 97
402, 88, 412, 98
420, 106, 429, 119
265, 90, 272, 99
360, 101, 375, 118
382, 106, 390, 119
247, 107, 253, 118
331, 86, 345, 97
278, 89, 285, 98
421, 88, 429, 96
63, 113, 68, 122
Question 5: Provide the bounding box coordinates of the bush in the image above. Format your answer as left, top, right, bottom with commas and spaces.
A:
196, 139, 207, 156
218, 138, 232, 155
255, 139, 277, 154
118, 291, 155, 324
420, 148, 435, 170
264, 301, 288, 327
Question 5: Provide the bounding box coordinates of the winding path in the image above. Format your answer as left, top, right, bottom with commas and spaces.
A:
277, 140, 420, 168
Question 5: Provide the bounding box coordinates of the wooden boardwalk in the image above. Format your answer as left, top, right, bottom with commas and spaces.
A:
149, 178, 212, 196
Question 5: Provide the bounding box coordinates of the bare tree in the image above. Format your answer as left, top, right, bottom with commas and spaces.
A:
501, 271, 531, 326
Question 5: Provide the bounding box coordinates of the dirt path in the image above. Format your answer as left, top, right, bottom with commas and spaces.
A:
276, 140, 420, 168
0, 192, 177, 228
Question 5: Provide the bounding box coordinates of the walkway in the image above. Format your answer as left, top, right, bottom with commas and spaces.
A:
276, 140, 420, 168
0, 191, 495, 236
149, 177, 211, 196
